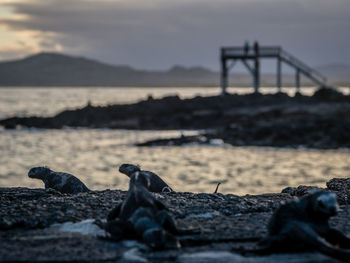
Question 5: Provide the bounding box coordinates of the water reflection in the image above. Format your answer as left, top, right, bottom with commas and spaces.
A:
0, 129, 348, 195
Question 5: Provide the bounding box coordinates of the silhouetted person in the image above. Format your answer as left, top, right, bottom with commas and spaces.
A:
254, 41, 259, 56
244, 41, 249, 55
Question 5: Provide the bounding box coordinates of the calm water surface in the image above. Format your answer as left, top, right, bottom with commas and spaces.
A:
0, 87, 349, 194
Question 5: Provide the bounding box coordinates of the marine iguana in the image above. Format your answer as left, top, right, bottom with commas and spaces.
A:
105, 172, 197, 249
28, 166, 90, 194
236, 191, 350, 262
119, 163, 173, 193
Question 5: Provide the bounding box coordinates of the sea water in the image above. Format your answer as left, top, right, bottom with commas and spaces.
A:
0, 87, 349, 195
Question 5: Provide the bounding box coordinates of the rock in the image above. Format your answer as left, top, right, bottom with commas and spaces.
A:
326, 178, 350, 205
1, 93, 349, 149
326, 178, 350, 192
0, 230, 123, 262
49, 219, 107, 237
313, 87, 349, 102
178, 251, 246, 263
281, 185, 323, 197
178, 251, 338, 263
1, 186, 350, 262
136, 135, 208, 146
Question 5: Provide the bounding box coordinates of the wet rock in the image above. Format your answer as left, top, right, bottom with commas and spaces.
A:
136, 135, 208, 146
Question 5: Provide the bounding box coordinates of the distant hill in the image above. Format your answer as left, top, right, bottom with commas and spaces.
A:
0, 53, 219, 86
0, 52, 348, 86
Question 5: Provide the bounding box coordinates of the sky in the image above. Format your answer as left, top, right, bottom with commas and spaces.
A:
0, 0, 349, 70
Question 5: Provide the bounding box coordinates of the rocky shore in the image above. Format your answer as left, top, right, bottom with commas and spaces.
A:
1, 178, 350, 262
1, 88, 350, 149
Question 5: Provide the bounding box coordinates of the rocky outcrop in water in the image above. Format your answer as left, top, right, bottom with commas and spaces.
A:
1, 88, 350, 149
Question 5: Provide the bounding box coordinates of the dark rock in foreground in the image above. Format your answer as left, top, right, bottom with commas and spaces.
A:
281, 185, 323, 196
1, 183, 350, 262
0, 187, 291, 230
327, 178, 350, 192
281, 178, 350, 205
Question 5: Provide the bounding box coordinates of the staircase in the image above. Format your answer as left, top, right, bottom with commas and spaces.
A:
279, 48, 326, 86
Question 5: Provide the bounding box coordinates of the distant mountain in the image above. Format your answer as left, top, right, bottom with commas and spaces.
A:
0, 52, 348, 86
0, 53, 219, 86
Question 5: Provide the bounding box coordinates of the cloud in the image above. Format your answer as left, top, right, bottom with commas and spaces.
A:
0, 0, 349, 69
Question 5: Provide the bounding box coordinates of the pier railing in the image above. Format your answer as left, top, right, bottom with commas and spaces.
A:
220, 46, 327, 94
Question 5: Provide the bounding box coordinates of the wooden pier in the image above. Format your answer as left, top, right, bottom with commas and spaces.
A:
220, 46, 327, 94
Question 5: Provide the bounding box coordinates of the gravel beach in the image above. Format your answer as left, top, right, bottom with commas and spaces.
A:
1, 178, 350, 262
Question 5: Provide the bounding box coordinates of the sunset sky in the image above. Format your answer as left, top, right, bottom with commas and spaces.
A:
0, 0, 349, 70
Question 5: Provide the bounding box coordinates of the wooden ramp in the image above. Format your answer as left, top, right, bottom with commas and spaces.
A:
220, 46, 327, 94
